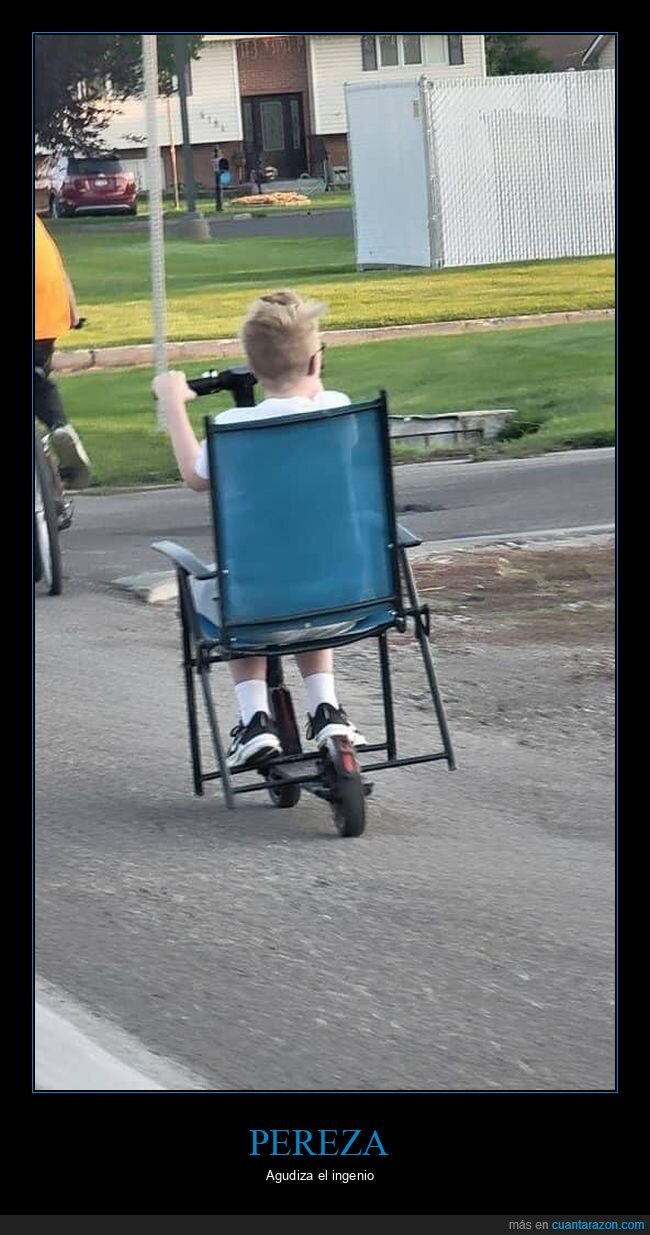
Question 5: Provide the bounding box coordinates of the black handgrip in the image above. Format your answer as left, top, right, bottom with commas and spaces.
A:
186, 375, 223, 396
186, 365, 258, 407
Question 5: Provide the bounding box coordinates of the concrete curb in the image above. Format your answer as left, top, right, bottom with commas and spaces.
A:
36, 977, 207, 1091
405, 525, 615, 561
112, 525, 614, 606
112, 570, 178, 605
53, 308, 614, 374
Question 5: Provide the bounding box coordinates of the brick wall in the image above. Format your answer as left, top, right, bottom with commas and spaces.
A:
321, 134, 349, 168
236, 35, 309, 96
236, 35, 313, 175
163, 142, 245, 189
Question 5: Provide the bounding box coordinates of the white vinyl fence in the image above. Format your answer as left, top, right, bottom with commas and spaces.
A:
347, 70, 615, 268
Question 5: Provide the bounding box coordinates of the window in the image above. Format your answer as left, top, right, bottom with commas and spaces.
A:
427, 35, 448, 64
361, 34, 426, 71
260, 100, 284, 152
242, 100, 254, 146
379, 35, 399, 66
290, 98, 302, 150
403, 35, 422, 65
361, 34, 378, 71
447, 34, 464, 65
68, 157, 124, 175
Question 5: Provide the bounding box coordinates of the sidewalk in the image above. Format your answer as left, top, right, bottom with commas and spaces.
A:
35, 978, 206, 1091
53, 308, 614, 374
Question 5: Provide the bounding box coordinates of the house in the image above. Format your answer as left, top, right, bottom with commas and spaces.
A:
525, 34, 598, 72
97, 33, 486, 190
582, 34, 616, 69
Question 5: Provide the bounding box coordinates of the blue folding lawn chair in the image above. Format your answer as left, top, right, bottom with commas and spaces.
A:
153, 368, 455, 837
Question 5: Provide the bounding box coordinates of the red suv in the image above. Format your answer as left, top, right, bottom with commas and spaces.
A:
52, 155, 137, 218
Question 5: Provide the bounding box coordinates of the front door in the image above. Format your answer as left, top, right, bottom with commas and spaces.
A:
242, 93, 307, 181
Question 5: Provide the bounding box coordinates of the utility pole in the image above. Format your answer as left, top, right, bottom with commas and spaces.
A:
166, 95, 180, 210
173, 35, 209, 238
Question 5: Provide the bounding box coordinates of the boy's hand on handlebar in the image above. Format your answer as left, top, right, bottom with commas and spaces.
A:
152, 370, 197, 408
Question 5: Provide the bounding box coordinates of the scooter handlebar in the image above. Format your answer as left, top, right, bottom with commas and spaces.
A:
186, 366, 258, 406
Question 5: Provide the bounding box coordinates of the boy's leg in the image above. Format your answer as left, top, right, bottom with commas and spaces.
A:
226, 656, 281, 768
296, 649, 367, 748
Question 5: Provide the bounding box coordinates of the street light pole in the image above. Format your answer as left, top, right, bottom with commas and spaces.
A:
142, 34, 167, 429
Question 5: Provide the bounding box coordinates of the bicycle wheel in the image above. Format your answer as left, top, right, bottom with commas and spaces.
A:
35, 431, 63, 596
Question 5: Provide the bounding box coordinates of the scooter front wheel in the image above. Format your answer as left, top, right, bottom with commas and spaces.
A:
332, 776, 366, 837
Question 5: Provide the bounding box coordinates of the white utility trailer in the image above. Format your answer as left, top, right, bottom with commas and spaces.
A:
345, 70, 615, 269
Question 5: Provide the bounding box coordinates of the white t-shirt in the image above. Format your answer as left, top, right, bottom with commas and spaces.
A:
194, 389, 350, 480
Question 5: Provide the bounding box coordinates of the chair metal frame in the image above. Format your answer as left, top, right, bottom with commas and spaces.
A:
153, 392, 455, 813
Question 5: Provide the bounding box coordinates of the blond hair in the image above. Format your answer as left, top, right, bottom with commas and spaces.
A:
239, 290, 326, 389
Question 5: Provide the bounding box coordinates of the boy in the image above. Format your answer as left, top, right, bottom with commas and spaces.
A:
153, 290, 367, 770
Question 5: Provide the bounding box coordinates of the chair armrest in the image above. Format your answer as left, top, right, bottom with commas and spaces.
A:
397, 523, 422, 548
151, 540, 216, 580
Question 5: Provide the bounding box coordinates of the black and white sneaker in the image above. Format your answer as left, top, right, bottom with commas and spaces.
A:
227, 711, 281, 769
50, 425, 92, 490
306, 702, 368, 749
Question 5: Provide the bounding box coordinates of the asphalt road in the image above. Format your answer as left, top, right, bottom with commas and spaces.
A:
207, 206, 353, 238
60, 206, 354, 241
63, 448, 614, 589
35, 448, 615, 1091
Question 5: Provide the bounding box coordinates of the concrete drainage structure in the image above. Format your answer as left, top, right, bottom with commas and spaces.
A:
389, 409, 517, 448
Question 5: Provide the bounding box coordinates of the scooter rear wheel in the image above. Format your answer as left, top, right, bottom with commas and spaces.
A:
266, 767, 301, 809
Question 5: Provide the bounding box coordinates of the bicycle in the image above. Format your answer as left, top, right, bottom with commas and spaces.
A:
34, 318, 86, 597
34, 424, 65, 595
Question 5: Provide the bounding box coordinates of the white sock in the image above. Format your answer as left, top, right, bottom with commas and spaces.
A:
304, 672, 339, 717
235, 679, 270, 725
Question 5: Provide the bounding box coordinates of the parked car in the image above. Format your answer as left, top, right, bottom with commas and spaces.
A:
35, 177, 51, 215
49, 154, 137, 217
35, 152, 61, 214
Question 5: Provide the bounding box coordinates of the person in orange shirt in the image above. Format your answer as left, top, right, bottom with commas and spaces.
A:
35, 214, 91, 495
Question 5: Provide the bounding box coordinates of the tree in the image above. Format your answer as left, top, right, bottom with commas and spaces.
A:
34, 34, 203, 152
486, 35, 554, 76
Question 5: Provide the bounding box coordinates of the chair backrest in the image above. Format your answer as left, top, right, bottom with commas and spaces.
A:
204, 394, 402, 647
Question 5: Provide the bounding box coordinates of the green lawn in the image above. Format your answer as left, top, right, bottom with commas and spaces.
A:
58, 322, 614, 487
48, 222, 614, 350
